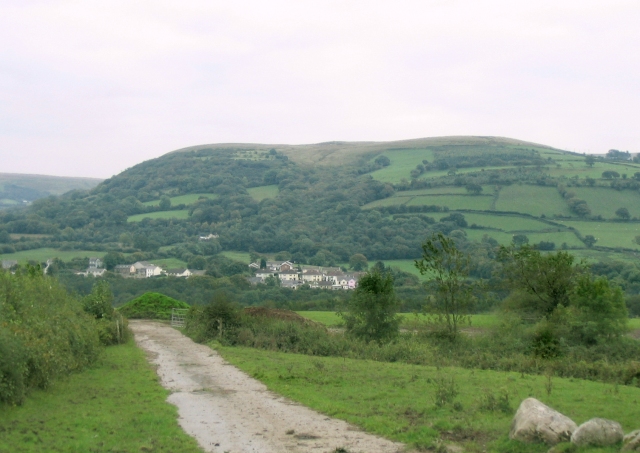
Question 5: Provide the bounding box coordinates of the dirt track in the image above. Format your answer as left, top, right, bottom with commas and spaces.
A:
130, 321, 404, 453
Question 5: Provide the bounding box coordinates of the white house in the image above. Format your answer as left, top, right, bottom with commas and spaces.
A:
132, 261, 163, 278
88, 257, 103, 269
278, 270, 300, 281
301, 269, 323, 282
165, 268, 192, 278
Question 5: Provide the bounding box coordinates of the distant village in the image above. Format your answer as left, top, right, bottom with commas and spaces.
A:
1, 257, 363, 290
248, 260, 363, 290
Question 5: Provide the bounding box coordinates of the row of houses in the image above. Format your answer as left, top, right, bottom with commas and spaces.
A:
112, 261, 205, 278
248, 260, 362, 290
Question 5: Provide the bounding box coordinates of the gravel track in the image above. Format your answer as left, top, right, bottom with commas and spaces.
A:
130, 320, 404, 453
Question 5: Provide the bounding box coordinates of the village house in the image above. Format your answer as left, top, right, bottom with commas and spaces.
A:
278, 270, 300, 281
165, 268, 192, 278
301, 269, 323, 283
1, 260, 18, 270
199, 233, 219, 241
88, 257, 103, 269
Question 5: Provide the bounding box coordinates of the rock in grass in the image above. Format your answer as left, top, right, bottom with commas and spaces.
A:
571, 418, 623, 447
623, 430, 640, 451
509, 398, 577, 445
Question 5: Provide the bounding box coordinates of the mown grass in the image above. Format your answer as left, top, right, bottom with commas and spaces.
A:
560, 221, 640, 249
456, 213, 555, 232
247, 185, 279, 201
142, 193, 218, 207
496, 185, 571, 217
547, 161, 640, 179
0, 340, 203, 453
217, 345, 640, 452
0, 248, 104, 264
571, 187, 640, 219
127, 210, 190, 222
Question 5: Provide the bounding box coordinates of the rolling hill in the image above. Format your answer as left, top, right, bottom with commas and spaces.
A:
1, 136, 639, 285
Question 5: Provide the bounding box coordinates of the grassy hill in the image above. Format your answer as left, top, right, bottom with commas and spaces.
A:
2, 135, 640, 289
0, 173, 103, 210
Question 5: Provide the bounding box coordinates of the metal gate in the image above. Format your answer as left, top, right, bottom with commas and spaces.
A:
171, 308, 189, 327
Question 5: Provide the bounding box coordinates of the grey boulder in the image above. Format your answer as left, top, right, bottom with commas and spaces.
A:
571, 418, 623, 447
623, 430, 640, 451
509, 398, 577, 445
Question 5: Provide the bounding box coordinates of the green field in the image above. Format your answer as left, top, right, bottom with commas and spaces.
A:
143, 193, 218, 207
432, 212, 555, 232
0, 248, 104, 264
221, 250, 253, 263
219, 345, 640, 452
407, 194, 493, 210
297, 312, 502, 329
495, 185, 571, 217
247, 185, 279, 201
547, 160, 640, 180
571, 187, 640, 219
369, 149, 435, 183
559, 221, 640, 249
382, 259, 423, 277
127, 210, 190, 222
149, 258, 188, 269
0, 341, 202, 453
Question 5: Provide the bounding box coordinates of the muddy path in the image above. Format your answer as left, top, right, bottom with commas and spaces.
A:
130, 321, 404, 453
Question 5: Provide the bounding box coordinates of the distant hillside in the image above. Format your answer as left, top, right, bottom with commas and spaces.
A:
2, 136, 640, 295
0, 173, 103, 209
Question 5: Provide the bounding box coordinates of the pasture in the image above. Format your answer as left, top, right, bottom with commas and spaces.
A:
142, 193, 218, 206
148, 258, 188, 269
0, 247, 104, 264
297, 312, 502, 329
247, 185, 279, 201
221, 250, 254, 263
369, 148, 435, 183
571, 187, 640, 219
219, 345, 640, 452
495, 185, 571, 217
559, 221, 640, 249
127, 210, 190, 222
407, 194, 493, 210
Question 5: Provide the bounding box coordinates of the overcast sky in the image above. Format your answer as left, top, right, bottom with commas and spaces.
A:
1, 1, 639, 178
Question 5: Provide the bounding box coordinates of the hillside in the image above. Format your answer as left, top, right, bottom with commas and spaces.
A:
1, 136, 640, 300
0, 173, 103, 210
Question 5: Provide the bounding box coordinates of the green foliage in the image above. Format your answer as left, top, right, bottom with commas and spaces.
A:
0, 341, 203, 452
415, 233, 475, 338
0, 269, 101, 405
341, 269, 401, 343
348, 253, 368, 271
83, 281, 130, 345
185, 292, 242, 342
117, 292, 189, 320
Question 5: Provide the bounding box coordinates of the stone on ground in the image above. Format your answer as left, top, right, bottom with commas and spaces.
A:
623, 430, 640, 451
571, 418, 623, 447
509, 398, 577, 445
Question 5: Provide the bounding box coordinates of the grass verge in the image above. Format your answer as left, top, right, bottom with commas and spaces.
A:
0, 340, 202, 453
217, 345, 640, 453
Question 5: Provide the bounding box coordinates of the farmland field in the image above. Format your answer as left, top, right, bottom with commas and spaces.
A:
247, 185, 279, 201
559, 220, 640, 249
449, 213, 555, 232
148, 258, 188, 269
407, 194, 493, 210
369, 149, 434, 183
142, 193, 218, 206
297, 312, 502, 329
547, 161, 640, 179
127, 210, 190, 222
571, 187, 640, 219
0, 247, 104, 264
495, 185, 571, 217
221, 250, 253, 263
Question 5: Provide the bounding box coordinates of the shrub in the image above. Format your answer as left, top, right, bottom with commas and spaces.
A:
118, 292, 189, 320
0, 268, 101, 405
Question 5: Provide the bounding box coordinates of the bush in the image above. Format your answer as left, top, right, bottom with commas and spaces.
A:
118, 292, 189, 320
0, 268, 101, 405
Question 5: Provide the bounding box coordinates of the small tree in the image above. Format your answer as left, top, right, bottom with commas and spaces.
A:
415, 233, 475, 339
159, 196, 171, 210
465, 183, 483, 195
512, 234, 529, 247
341, 268, 400, 343
349, 253, 368, 271
585, 155, 596, 167
615, 207, 631, 220
583, 235, 597, 248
